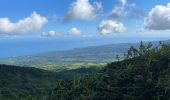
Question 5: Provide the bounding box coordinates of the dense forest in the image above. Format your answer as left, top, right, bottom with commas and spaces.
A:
0, 65, 97, 100
0, 65, 63, 100
49, 42, 170, 100
0, 42, 169, 100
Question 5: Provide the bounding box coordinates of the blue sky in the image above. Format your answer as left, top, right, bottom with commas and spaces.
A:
0, 0, 170, 39
0, 0, 170, 57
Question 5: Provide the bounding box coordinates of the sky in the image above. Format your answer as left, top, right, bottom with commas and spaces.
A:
0, 0, 170, 57
0, 0, 169, 40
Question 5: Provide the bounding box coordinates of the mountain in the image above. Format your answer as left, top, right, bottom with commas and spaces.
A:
49, 42, 170, 100
0, 41, 169, 100
0, 40, 168, 71
0, 43, 138, 71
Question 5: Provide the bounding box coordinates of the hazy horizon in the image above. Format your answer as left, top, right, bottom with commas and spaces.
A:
0, 37, 168, 58
0, 0, 170, 57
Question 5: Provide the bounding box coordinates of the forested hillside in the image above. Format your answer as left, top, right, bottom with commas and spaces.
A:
0, 42, 169, 100
49, 42, 170, 100
0, 65, 97, 100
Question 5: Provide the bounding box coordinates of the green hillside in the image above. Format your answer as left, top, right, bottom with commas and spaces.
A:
0, 42, 169, 100
1, 40, 168, 71
0, 65, 97, 100
49, 42, 170, 100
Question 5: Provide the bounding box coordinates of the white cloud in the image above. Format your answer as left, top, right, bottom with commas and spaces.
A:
42, 31, 57, 37
120, 0, 127, 6
98, 20, 126, 35
0, 12, 48, 34
110, 6, 123, 19
68, 27, 82, 36
64, 0, 101, 22
109, 0, 144, 19
144, 3, 170, 30
94, 1, 103, 12
109, 0, 127, 19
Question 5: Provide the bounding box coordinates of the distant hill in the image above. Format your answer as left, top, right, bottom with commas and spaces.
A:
0, 40, 168, 71
0, 41, 169, 100
0, 43, 137, 70
49, 42, 170, 100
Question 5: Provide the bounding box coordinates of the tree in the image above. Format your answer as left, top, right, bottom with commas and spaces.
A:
127, 46, 139, 59
116, 55, 120, 61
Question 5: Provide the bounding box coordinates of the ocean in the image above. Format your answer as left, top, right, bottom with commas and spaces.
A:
0, 37, 166, 58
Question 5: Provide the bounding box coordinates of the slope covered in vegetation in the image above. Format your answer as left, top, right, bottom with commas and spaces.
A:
0, 65, 97, 100
49, 42, 170, 100
0, 42, 169, 100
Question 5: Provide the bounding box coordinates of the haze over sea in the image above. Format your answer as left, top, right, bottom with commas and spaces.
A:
0, 37, 166, 58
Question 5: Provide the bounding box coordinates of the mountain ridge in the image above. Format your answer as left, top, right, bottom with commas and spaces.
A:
0, 40, 169, 71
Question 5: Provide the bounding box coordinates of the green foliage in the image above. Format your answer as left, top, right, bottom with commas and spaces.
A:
49, 43, 170, 100
0, 65, 97, 100
0, 41, 169, 100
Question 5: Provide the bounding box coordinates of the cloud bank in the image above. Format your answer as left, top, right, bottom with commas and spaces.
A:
109, 0, 144, 20
144, 3, 170, 30
64, 0, 102, 22
0, 12, 48, 34
98, 20, 126, 35
120, 0, 127, 6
